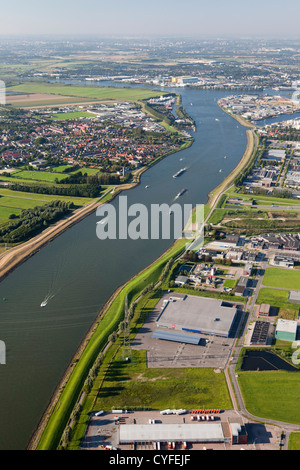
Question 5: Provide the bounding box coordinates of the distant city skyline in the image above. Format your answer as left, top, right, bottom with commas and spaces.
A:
0, 0, 299, 39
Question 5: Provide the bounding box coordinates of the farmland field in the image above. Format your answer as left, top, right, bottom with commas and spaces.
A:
5, 93, 92, 107
8, 82, 166, 104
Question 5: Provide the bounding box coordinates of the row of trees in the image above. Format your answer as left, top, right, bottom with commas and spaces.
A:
0, 201, 73, 243
10, 182, 102, 198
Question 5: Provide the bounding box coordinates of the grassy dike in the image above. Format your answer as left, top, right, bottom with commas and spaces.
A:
30, 107, 258, 450
31, 238, 187, 450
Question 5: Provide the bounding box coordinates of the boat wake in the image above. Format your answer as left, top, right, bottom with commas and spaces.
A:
40, 293, 56, 307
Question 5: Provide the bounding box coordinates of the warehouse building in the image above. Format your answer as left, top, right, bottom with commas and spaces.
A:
118, 419, 247, 447
156, 294, 238, 338
275, 319, 298, 342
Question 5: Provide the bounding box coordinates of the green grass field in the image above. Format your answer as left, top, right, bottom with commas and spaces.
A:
288, 433, 300, 450
0, 206, 22, 222
223, 278, 237, 288
95, 350, 231, 411
52, 111, 93, 120
238, 370, 300, 425
263, 268, 300, 290
0, 188, 95, 206
256, 287, 299, 316
8, 82, 166, 103
11, 170, 68, 183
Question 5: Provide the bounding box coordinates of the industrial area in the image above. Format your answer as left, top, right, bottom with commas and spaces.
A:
82, 409, 280, 451
81, 288, 285, 451
131, 293, 243, 369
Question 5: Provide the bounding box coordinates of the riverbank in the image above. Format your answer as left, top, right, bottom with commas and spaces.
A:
206, 127, 258, 210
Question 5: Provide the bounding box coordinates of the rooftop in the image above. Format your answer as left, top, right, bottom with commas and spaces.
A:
276, 318, 298, 334
156, 294, 238, 338
119, 422, 227, 444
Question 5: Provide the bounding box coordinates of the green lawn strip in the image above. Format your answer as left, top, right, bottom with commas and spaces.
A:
226, 187, 300, 207
237, 370, 300, 425
36, 239, 187, 450
262, 268, 300, 290
0, 195, 51, 210
0, 189, 96, 226
207, 208, 226, 225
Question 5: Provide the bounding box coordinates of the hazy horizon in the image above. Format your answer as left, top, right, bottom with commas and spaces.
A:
0, 0, 299, 39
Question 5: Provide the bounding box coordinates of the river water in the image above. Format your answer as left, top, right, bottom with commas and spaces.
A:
0, 83, 292, 449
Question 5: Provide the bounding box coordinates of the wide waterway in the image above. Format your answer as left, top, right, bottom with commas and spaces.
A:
0, 84, 287, 449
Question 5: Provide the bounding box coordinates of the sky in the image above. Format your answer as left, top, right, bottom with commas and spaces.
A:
0, 0, 299, 39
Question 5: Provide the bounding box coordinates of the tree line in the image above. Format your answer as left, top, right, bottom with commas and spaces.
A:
0, 201, 74, 243
9, 181, 103, 198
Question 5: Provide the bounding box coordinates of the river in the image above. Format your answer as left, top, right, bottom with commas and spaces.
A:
0, 83, 291, 449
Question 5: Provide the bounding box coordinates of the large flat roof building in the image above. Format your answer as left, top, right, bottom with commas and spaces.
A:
156, 294, 238, 338
118, 419, 247, 446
